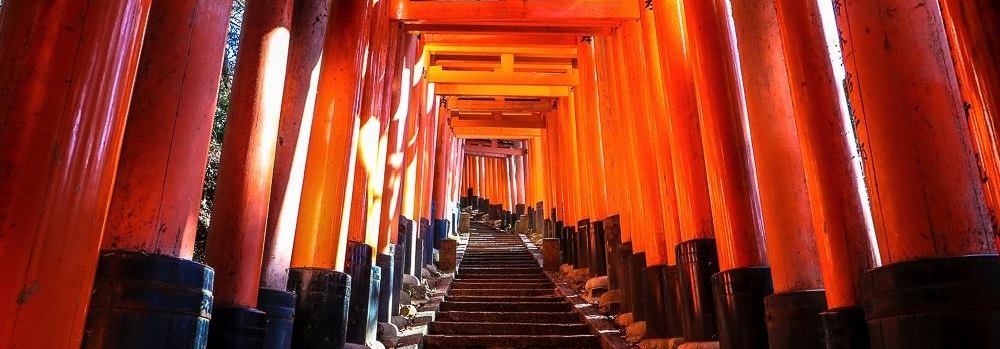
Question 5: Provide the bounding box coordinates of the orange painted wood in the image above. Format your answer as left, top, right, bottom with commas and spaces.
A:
378, 34, 419, 254
420, 97, 442, 219
684, 0, 768, 271
104, 0, 232, 259
578, 40, 610, 220
652, 0, 715, 244
731, 0, 823, 291
940, 0, 1000, 249
620, 21, 671, 265
262, 0, 329, 289
205, 0, 293, 308
0, 0, 151, 345
568, 92, 593, 220
594, 36, 631, 231
774, 0, 876, 308
836, 0, 996, 262
290, 0, 371, 271
609, 29, 643, 245
636, 9, 683, 265
389, 0, 639, 23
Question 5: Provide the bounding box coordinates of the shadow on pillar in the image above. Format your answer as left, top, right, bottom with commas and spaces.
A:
712, 266, 773, 348
82, 251, 214, 348
676, 238, 720, 341
861, 255, 1000, 349
764, 289, 826, 349
258, 288, 296, 349
286, 268, 350, 348
345, 242, 379, 345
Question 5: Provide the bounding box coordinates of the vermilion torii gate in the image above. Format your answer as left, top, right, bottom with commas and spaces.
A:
1, 0, 998, 348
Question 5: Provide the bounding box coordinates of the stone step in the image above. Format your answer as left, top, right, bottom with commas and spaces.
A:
424, 334, 600, 348
450, 282, 553, 289
446, 288, 556, 297
444, 295, 565, 303
453, 273, 549, 280
458, 267, 543, 274
439, 301, 573, 312
428, 322, 591, 335
434, 311, 582, 323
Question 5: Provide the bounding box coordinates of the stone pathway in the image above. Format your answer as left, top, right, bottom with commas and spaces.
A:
423, 224, 601, 348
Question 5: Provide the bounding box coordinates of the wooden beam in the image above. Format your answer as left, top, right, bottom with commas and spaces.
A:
428, 66, 579, 86
404, 23, 614, 36
453, 126, 543, 139
452, 117, 546, 129
423, 34, 580, 46
390, 0, 640, 22
465, 144, 527, 157
425, 44, 578, 58
446, 97, 554, 112
435, 84, 571, 97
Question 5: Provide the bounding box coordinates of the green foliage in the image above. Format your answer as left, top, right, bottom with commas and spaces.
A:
195, 0, 245, 262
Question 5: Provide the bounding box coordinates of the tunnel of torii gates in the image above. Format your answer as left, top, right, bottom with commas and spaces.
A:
1, 0, 1000, 348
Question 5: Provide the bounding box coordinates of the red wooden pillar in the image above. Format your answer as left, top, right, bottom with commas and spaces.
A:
939, 0, 1000, 248
202, 0, 292, 344
0, 0, 150, 346
683, 0, 770, 342
261, 0, 330, 292
649, 0, 717, 339
731, 0, 828, 347
835, 0, 999, 346
287, 1, 370, 346
774, 0, 877, 345
82, 0, 231, 346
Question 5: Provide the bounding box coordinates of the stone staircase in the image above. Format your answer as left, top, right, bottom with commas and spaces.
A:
424, 225, 600, 348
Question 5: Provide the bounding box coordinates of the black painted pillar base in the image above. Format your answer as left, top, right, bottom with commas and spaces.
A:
208, 304, 268, 348
764, 289, 827, 349
366, 266, 381, 344
419, 218, 432, 267
398, 219, 413, 277
821, 306, 869, 349
619, 243, 634, 313
345, 242, 375, 345
287, 267, 351, 348
258, 288, 296, 349
861, 255, 1000, 349
712, 266, 774, 349
391, 245, 405, 316
82, 250, 214, 348
676, 238, 720, 341
628, 252, 648, 321
590, 220, 607, 276
577, 219, 591, 272
661, 265, 684, 337
603, 217, 622, 289
433, 219, 449, 249
644, 265, 670, 339
376, 251, 395, 323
